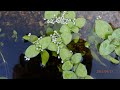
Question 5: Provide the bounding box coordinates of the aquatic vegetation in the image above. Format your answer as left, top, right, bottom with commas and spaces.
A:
95, 19, 120, 64
12, 30, 18, 42
23, 11, 93, 79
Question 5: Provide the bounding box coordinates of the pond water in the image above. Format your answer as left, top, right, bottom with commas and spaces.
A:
0, 11, 120, 79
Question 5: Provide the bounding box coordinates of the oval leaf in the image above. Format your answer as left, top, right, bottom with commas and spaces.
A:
47, 42, 58, 51
75, 63, 87, 77
61, 33, 72, 45
39, 36, 51, 49
67, 21, 74, 28
46, 27, 54, 35
115, 46, 120, 56
112, 28, 120, 39
60, 24, 71, 33
63, 71, 77, 79
62, 61, 73, 71
99, 40, 115, 55
41, 50, 49, 66
25, 45, 40, 58
23, 35, 38, 43
75, 18, 86, 28
71, 26, 79, 33
95, 20, 113, 39
71, 53, 82, 64
64, 11, 76, 19
60, 48, 73, 61
44, 11, 60, 19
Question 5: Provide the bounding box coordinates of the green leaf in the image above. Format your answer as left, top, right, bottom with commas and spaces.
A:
71, 53, 82, 64
71, 26, 79, 33
62, 61, 73, 71
95, 20, 113, 39
112, 28, 120, 39
108, 35, 120, 46
0, 77, 8, 79
64, 11, 76, 19
115, 46, 120, 56
103, 55, 119, 64
46, 27, 54, 35
75, 18, 86, 28
84, 75, 93, 79
60, 24, 71, 33
52, 51, 58, 57
63, 71, 77, 79
60, 48, 73, 61
75, 63, 87, 77
61, 33, 72, 45
85, 42, 90, 48
44, 11, 60, 19
25, 45, 40, 58
41, 50, 49, 66
72, 33, 80, 43
23, 35, 38, 43
99, 40, 115, 55
39, 36, 51, 49
73, 63, 79, 72
47, 42, 58, 51
91, 50, 106, 66
67, 21, 74, 28
59, 43, 66, 49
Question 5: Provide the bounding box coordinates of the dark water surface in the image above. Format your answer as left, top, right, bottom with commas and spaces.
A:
0, 11, 120, 79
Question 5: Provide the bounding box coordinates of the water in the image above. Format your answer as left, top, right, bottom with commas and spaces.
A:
0, 11, 120, 79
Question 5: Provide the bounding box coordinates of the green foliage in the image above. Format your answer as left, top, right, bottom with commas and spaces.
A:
115, 46, 120, 56
23, 35, 38, 43
62, 61, 73, 70
64, 11, 76, 19
71, 26, 79, 33
71, 53, 82, 64
38, 36, 51, 49
75, 18, 86, 28
99, 40, 115, 55
61, 33, 72, 45
25, 45, 40, 58
48, 42, 58, 51
46, 27, 54, 35
84, 75, 93, 79
41, 50, 49, 66
75, 63, 87, 77
60, 24, 71, 33
95, 19, 113, 39
60, 48, 73, 62
44, 11, 60, 19
63, 71, 77, 79
72, 33, 80, 43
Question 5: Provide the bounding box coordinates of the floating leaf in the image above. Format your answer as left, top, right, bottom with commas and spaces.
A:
47, 42, 58, 51
73, 63, 79, 72
39, 36, 51, 49
52, 51, 58, 57
67, 21, 74, 28
62, 61, 73, 71
75, 63, 87, 77
71, 53, 82, 64
84, 75, 93, 79
91, 50, 106, 66
95, 20, 113, 39
71, 26, 79, 33
59, 43, 66, 49
46, 27, 54, 35
115, 46, 120, 56
25, 45, 40, 58
112, 28, 120, 39
103, 55, 119, 64
60, 24, 71, 33
99, 40, 115, 55
85, 42, 90, 48
41, 50, 49, 66
72, 33, 80, 43
75, 18, 86, 28
61, 33, 72, 45
44, 11, 60, 19
60, 48, 72, 61
23, 35, 38, 43
63, 71, 77, 79
64, 11, 76, 19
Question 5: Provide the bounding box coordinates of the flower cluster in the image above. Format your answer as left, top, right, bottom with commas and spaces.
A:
45, 11, 76, 25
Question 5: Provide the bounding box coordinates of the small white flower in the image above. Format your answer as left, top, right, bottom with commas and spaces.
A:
40, 36, 42, 39
28, 33, 31, 36
41, 49, 43, 51
70, 51, 72, 53
61, 61, 64, 63
58, 56, 60, 59
38, 38, 40, 40
50, 34, 52, 37
36, 48, 39, 50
